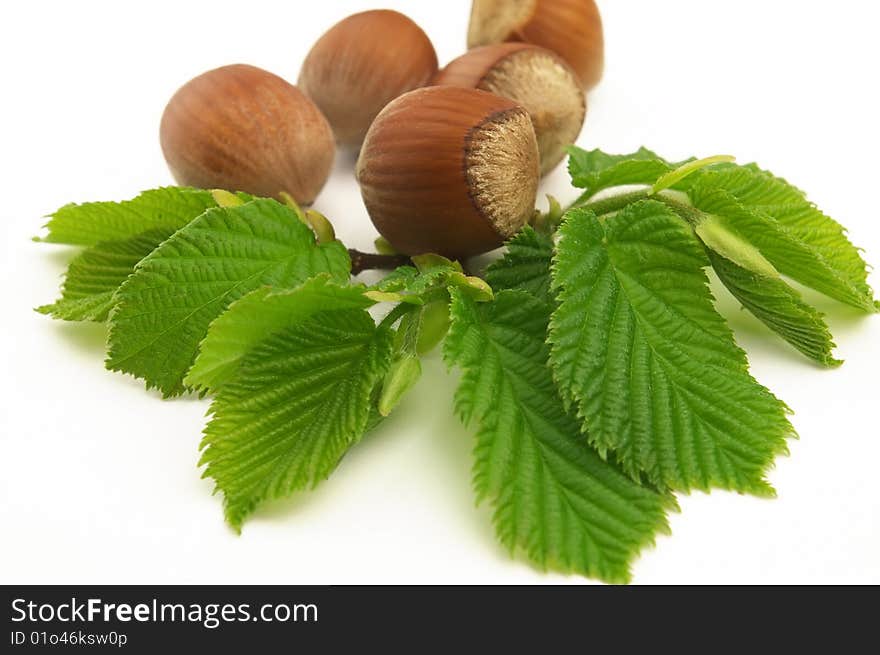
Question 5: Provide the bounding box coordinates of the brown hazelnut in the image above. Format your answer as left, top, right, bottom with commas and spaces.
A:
433, 43, 585, 175
467, 0, 604, 91
356, 86, 539, 259
159, 64, 334, 204
298, 10, 439, 147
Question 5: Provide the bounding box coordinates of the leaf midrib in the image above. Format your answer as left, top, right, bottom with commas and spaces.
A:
110, 244, 313, 371
601, 249, 783, 486
482, 319, 657, 546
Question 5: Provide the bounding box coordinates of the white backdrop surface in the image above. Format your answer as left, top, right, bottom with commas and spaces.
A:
1, 0, 878, 584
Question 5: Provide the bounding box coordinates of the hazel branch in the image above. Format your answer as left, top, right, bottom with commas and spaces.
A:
349, 249, 412, 276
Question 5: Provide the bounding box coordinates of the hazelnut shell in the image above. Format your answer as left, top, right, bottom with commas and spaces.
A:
356, 86, 539, 259
298, 10, 439, 147
160, 64, 335, 204
467, 0, 604, 91
433, 43, 586, 175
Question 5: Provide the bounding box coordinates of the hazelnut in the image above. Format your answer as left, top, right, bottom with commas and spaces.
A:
356, 86, 539, 259
160, 64, 334, 204
467, 0, 604, 91
434, 43, 585, 175
298, 10, 439, 147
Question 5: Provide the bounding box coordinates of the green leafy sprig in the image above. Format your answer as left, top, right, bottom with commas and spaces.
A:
35, 147, 877, 583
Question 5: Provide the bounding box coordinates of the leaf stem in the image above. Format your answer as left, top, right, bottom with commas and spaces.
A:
564, 184, 706, 227
651, 155, 735, 194
563, 154, 735, 223
378, 302, 416, 331
653, 193, 704, 226
566, 189, 652, 216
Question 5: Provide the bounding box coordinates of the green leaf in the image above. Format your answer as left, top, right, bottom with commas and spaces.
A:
40, 187, 227, 246
371, 258, 461, 298
567, 146, 667, 183
186, 276, 374, 392
691, 167, 878, 312
364, 386, 389, 434
106, 199, 350, 397
694, 213, 779, 279
550, 201, 795, 494
567, 146, 674, 197
709, 250, 840, 367
651, 155, 736, 194
371, 266, 420, 293
415, 301, 451, 355
485, 227, 555, 304
378, 356, 421, 417
201, 309, 393, 531
37, 229, 171, 322
375, 304, 429, 417
444, 288, 672, 584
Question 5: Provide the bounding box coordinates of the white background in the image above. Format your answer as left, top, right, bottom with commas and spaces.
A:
1, 0, 878, 584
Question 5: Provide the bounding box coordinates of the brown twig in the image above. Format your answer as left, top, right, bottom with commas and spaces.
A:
349, 249, 412, 276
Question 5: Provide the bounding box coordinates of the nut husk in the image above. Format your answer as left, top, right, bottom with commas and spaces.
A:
298, 10, 439, 147
468, 0, 604, 91
160, 64, 335, 204
356, 86, 539, 259
434, 43, 585, 175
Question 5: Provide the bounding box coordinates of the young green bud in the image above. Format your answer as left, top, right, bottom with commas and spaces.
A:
546, 195, 564, 225
305, 209, 336, 244
411, 253, 462, 273
695, 214, 779, 279
416, 301, 452, 355
378, 356, 422, 417
448, 272, 494, 302
278, 191, 309, 224
211, 189, 245, 208
374, 236, 398, 256
364, 290, 405, 304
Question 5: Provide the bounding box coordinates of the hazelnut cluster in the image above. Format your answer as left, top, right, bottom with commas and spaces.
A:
159, 2, 604, 258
